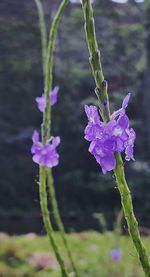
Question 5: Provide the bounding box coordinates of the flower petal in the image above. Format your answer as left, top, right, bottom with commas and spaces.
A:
100, 154, 116, 173
50, 86, 59, 106
32, 130, 39, 143
122, 93, 131, 110
36, 94, 46, 112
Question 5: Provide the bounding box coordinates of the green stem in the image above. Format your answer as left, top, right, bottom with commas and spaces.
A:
35, 0, 70, 275
41, 0, 78, 274
114, 208, 123, 237
47, 169, 79, 277
39, 167, 69, 277
81, 0, 110, 122
43, 0, 78, 274
43, 0, 69, 142
114, 153, 150, 276
34, 0, 47, 78
36, 0, 77, 275
81, 0, 150, 276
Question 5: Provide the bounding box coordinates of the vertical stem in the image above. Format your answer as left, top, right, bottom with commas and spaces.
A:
39, 167, 69, 277
81, 0, 110, 122
39, 0, 78, 274
34, 0, 47, 78
43, 0, 69, 142
34, 0, 70, 276
144, 2, 150, 156
47, 169, 79, 277
42, 0, 78, 274
114, 153, 150, 276
114, 208, 123, 237
81, 1, 150, 276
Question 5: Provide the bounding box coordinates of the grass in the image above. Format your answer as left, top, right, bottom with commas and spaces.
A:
0, 231, 150, 276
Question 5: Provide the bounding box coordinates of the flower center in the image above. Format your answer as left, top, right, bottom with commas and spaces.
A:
113, 126, 122, 136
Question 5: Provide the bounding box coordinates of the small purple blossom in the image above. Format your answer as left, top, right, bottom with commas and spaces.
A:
111, 249, 123, 261
35, 86, 59, 112
50, 86, 59, 106
36, 94, 46, 112
84, 93, 136, 174
31, 131, 60, 167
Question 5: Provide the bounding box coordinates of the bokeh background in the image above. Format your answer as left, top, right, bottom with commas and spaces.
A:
1, 0, 150, 233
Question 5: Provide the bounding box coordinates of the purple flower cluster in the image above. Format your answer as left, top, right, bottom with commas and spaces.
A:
31, 131, 60, 167
111, 249, 123, 261
31, 86, 60, 167
36, 86, 59, 112
84, 93, 136, 174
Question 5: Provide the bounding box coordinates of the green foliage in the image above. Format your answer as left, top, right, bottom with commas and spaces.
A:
0, 232, 150, 276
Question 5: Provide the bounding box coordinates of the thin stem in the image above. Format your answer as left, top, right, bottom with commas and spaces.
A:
44, 0, 78, 272
81, 0, 150, 276
36, 0, 77, 275
34, 0, 47, 78
114, 208, 123, 237
40, 0, 78, 274
35, 0, 70, 275
39, 167, 69, 277
47, 169, 79, 277
43, 0, 69, 142
114, 153, 150, 276
81, 0, 110, 122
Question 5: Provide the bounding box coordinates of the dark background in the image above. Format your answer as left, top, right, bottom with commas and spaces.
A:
0, 0, 150, 233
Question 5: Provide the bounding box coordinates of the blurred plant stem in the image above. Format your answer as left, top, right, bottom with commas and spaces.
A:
34, 0, 78, 276
114, 209, 123, 237
81, 0, 150, 276
34, 0, 47, 79
39, 167, 68, 277
47, 168, 79, 277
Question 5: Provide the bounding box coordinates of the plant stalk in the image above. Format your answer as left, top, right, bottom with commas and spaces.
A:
43, 0, 78, 275
34, 0, 47, 78
47, 169, 79, 277
34, 0, 70, 275
39, 167, 69, 277
35, 0, 77, 275
81, 0, 150, 276
43, 0, 69, 142
42, 0, 78, 274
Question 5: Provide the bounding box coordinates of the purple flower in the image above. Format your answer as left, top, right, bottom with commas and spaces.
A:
111, 249, 123, 261
125, 128, 136, 161
89, 137, 116, 174
84, 105, 103, 141
31, 131, 60, 167
85, 105, 101, 125
36, 94, 46, 112
84, 94, 136, 174
111, 93, 131, 119
35, 86, 59, 112
50, 86, 59, 106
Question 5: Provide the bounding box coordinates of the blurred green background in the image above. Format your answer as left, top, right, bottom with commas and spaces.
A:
0, 0, 150, 234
